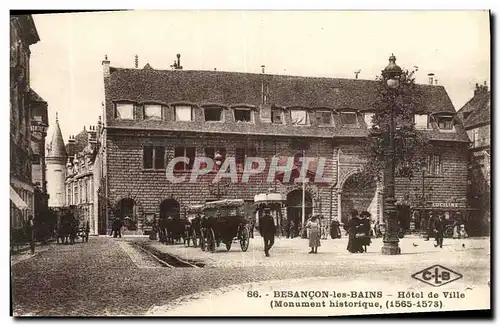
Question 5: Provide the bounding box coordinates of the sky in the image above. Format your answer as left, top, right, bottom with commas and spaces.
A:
29, 10, 490, 143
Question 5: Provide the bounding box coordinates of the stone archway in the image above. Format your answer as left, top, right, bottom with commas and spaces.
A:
286, 189, 313, 227
115, 198, 139, 231
340, 173, 377, 224
160, 198, 180, 219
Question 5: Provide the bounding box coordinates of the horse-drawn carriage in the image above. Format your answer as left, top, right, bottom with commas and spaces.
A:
184, 204, 204, 247
199, 199, 251, 253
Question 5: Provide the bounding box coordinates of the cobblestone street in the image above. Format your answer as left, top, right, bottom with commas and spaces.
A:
11, 235, 490, 316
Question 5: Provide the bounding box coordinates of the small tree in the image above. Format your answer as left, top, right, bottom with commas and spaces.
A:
362, 67, 432, 181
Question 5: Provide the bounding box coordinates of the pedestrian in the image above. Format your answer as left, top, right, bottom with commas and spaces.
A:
347, 209, 363, 253
434, 213, 445, 248
330, 220, 340, 239
306, 214, 321, 254
26, 215, 35, 254
425, 212, 435, 241
259, 207, 275, 257
359, 211, 372, 253
290, 220, 296, 239
84, 221, 90, 242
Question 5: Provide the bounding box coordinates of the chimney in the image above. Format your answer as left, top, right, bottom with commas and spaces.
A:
134, 55, 138, 68
173, 53, 183, 70
102, 55, 110, 78
434, 79, 438, 85
261, 65, 266, 74
67, 135, 76, 157
428, 73, 434, 85
88, 125, 97, 144
354, 69, 361, 79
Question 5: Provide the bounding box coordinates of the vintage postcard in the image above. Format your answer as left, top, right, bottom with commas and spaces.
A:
10, 10, 491, 317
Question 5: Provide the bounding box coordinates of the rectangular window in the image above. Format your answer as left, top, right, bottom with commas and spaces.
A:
234, 108, 253, 123
271, 109, 283, 124
235, 147, 257, 172
144, 104, 162, 120
427, 155, 442, 175
175, 106, 193, 121
143, 146, 165, 170
340, 112, 358, 125
291, 110, 309, 125
472, 128, 480, 147
316, 111, 332, 125
205, 107, 223, 122
415, 114, 429, 129
174, 147, 196, 171
31, 154, 40, 164
364, 112, 375, 128
205, 147, 226, 160
437, 117, 454, 131
115, 103, 134, 120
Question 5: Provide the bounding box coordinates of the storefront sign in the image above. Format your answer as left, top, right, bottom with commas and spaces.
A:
431, 202, 460, 208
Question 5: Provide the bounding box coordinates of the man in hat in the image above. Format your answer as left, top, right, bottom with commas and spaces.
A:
259, 207, 275, 257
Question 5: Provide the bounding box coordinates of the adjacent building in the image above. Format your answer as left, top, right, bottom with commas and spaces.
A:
64, 122, 102, 235
99, 55, 472, 235
29, 89, 50, 235
10, 15, 41, 243
457, 82, 491, 235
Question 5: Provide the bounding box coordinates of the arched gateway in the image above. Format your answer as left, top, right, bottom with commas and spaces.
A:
286, 189, 313, 227
340, 173, 377, 224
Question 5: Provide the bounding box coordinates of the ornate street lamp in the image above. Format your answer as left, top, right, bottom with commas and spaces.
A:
381, 54, 402, 255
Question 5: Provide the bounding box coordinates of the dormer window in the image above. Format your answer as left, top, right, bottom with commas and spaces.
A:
338, 111, 358, 127
271, 109, 283, 124
174, 105, 193, 121
364, 112, 375, 128
204, 107, 223, 122
234, 108, 253, 123
436, 116, 455, 132
144, 104, 162, 120
115, 103, 134, 120
291, 109, 309, 126
414, 114, 429, 130
316, 111, 332, 126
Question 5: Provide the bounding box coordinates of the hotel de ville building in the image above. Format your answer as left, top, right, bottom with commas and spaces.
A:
95, 54, 479, 236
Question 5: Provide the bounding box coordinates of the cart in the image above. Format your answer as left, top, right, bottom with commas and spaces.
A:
200, 199, 250, 253
184, 204, 204, 248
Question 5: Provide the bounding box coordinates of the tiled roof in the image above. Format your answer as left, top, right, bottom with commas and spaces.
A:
104, 67, 469, 142
457, 91, 490, 129
28, 88, 46, 103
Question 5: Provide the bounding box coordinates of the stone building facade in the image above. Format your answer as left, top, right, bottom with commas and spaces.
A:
100, 56, 471, 235
64, 122, 102, 235
457, 82, 491, 235
10, 14, 40, 242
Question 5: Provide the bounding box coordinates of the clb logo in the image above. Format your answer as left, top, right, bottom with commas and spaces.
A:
412, 265, 463, 287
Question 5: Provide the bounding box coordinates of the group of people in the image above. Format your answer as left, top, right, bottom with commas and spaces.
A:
257, 208, 348, 256
346, 210, 372, 253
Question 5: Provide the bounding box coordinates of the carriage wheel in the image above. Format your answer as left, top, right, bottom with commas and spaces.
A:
208, 229, 216, 253
225, 241, 232, 251
240, 226, 250, 252
200, 229, 206, 251
192, 230, 198, 248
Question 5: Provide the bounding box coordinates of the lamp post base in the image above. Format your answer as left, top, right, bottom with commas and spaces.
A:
381, 241, 401, 255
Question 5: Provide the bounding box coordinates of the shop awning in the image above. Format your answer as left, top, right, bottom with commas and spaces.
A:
10, 186, 28, 209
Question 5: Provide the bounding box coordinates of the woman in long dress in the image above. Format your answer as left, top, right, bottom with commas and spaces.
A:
306, 215, 321, 254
